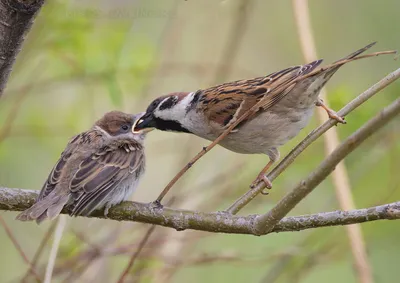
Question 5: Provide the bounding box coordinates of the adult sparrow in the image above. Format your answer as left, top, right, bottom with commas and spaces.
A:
17, 111, 149, 223
134, 42, 385, 188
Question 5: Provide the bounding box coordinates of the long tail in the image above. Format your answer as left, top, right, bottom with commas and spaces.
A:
298, 42, 393, 83
16, 193, 69, 224
333, 41, 377, 63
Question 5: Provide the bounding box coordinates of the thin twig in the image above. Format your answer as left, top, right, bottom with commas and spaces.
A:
254, 97, 400, 235
292, 1, 373, 282
21, 221, 57, 283
0, 215, 41, 282
226, 67, 400, 214
117, 225, 157, 283
44, 215, 67, 283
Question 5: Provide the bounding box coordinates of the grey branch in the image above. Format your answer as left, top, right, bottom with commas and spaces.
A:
255, 96, 400, 234
0, 0, 44, 97
1, 187, 400, 236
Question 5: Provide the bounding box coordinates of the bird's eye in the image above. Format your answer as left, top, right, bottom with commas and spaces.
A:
121, 124, 129, 131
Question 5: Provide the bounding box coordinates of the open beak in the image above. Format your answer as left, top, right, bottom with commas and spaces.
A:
132, 112, 155, 134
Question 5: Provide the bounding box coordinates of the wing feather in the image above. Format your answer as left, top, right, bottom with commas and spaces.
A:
69, 141, 144, 217
201, 61, 322, 130
37, 131, 103, 201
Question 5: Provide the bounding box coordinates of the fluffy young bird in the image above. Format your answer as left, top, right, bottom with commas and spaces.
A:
17, 111, 148, 223
134, 43, 383, 188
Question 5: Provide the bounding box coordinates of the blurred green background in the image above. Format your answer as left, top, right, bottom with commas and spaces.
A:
0, 0, 399, 282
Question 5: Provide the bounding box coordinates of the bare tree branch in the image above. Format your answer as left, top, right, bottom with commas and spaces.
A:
255, 97, 400, 234
1, 186, 400, 236
0, 0, 44, 97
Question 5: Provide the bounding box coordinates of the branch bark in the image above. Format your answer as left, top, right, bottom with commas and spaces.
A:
255, 97, 400, 234
1, 187, 400, 236
0, 0, 44, 97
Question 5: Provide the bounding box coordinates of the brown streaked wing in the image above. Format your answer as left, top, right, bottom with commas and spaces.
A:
201, 65, 307, 129
69, 141, 144, 216
37, 130, 103, 201
256, 60, 323, 112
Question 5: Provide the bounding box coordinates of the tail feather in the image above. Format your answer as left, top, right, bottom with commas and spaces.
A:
333, 42, 376, 63
307, 42, 378, 83
46, 195, 69, 219
16, 193, 69, 224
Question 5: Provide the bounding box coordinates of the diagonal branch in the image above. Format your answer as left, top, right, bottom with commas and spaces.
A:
226, 67, 400, 214
254, 97, 400, 234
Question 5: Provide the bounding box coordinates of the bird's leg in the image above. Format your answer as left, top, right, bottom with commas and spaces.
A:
250, 159, 274, 191
104, 204, 111, 218
315, 98, 346, 124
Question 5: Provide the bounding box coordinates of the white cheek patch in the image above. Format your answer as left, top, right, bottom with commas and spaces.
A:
155, 92, 195, 121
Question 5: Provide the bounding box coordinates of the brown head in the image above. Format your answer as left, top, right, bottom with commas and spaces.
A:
94, 111, 150, 143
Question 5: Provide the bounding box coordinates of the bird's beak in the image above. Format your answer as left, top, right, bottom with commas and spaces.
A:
132, 112, 155, 134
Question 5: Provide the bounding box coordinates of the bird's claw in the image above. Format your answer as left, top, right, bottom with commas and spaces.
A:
151, 200, 163, 209
250, 174, 272, 190
316, 99, 346, 124
327, 110, 346, 124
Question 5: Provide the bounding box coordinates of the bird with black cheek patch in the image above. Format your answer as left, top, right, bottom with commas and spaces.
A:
135, 42, 390, 190
17, 111, 151, 223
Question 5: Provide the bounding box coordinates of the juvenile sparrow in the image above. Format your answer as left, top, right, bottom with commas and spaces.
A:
17, 111, 149, 223
134, 42, 384, 189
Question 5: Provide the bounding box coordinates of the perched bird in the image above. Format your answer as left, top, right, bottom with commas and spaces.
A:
134, 42, 387, 189
17, 111, 149, 223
